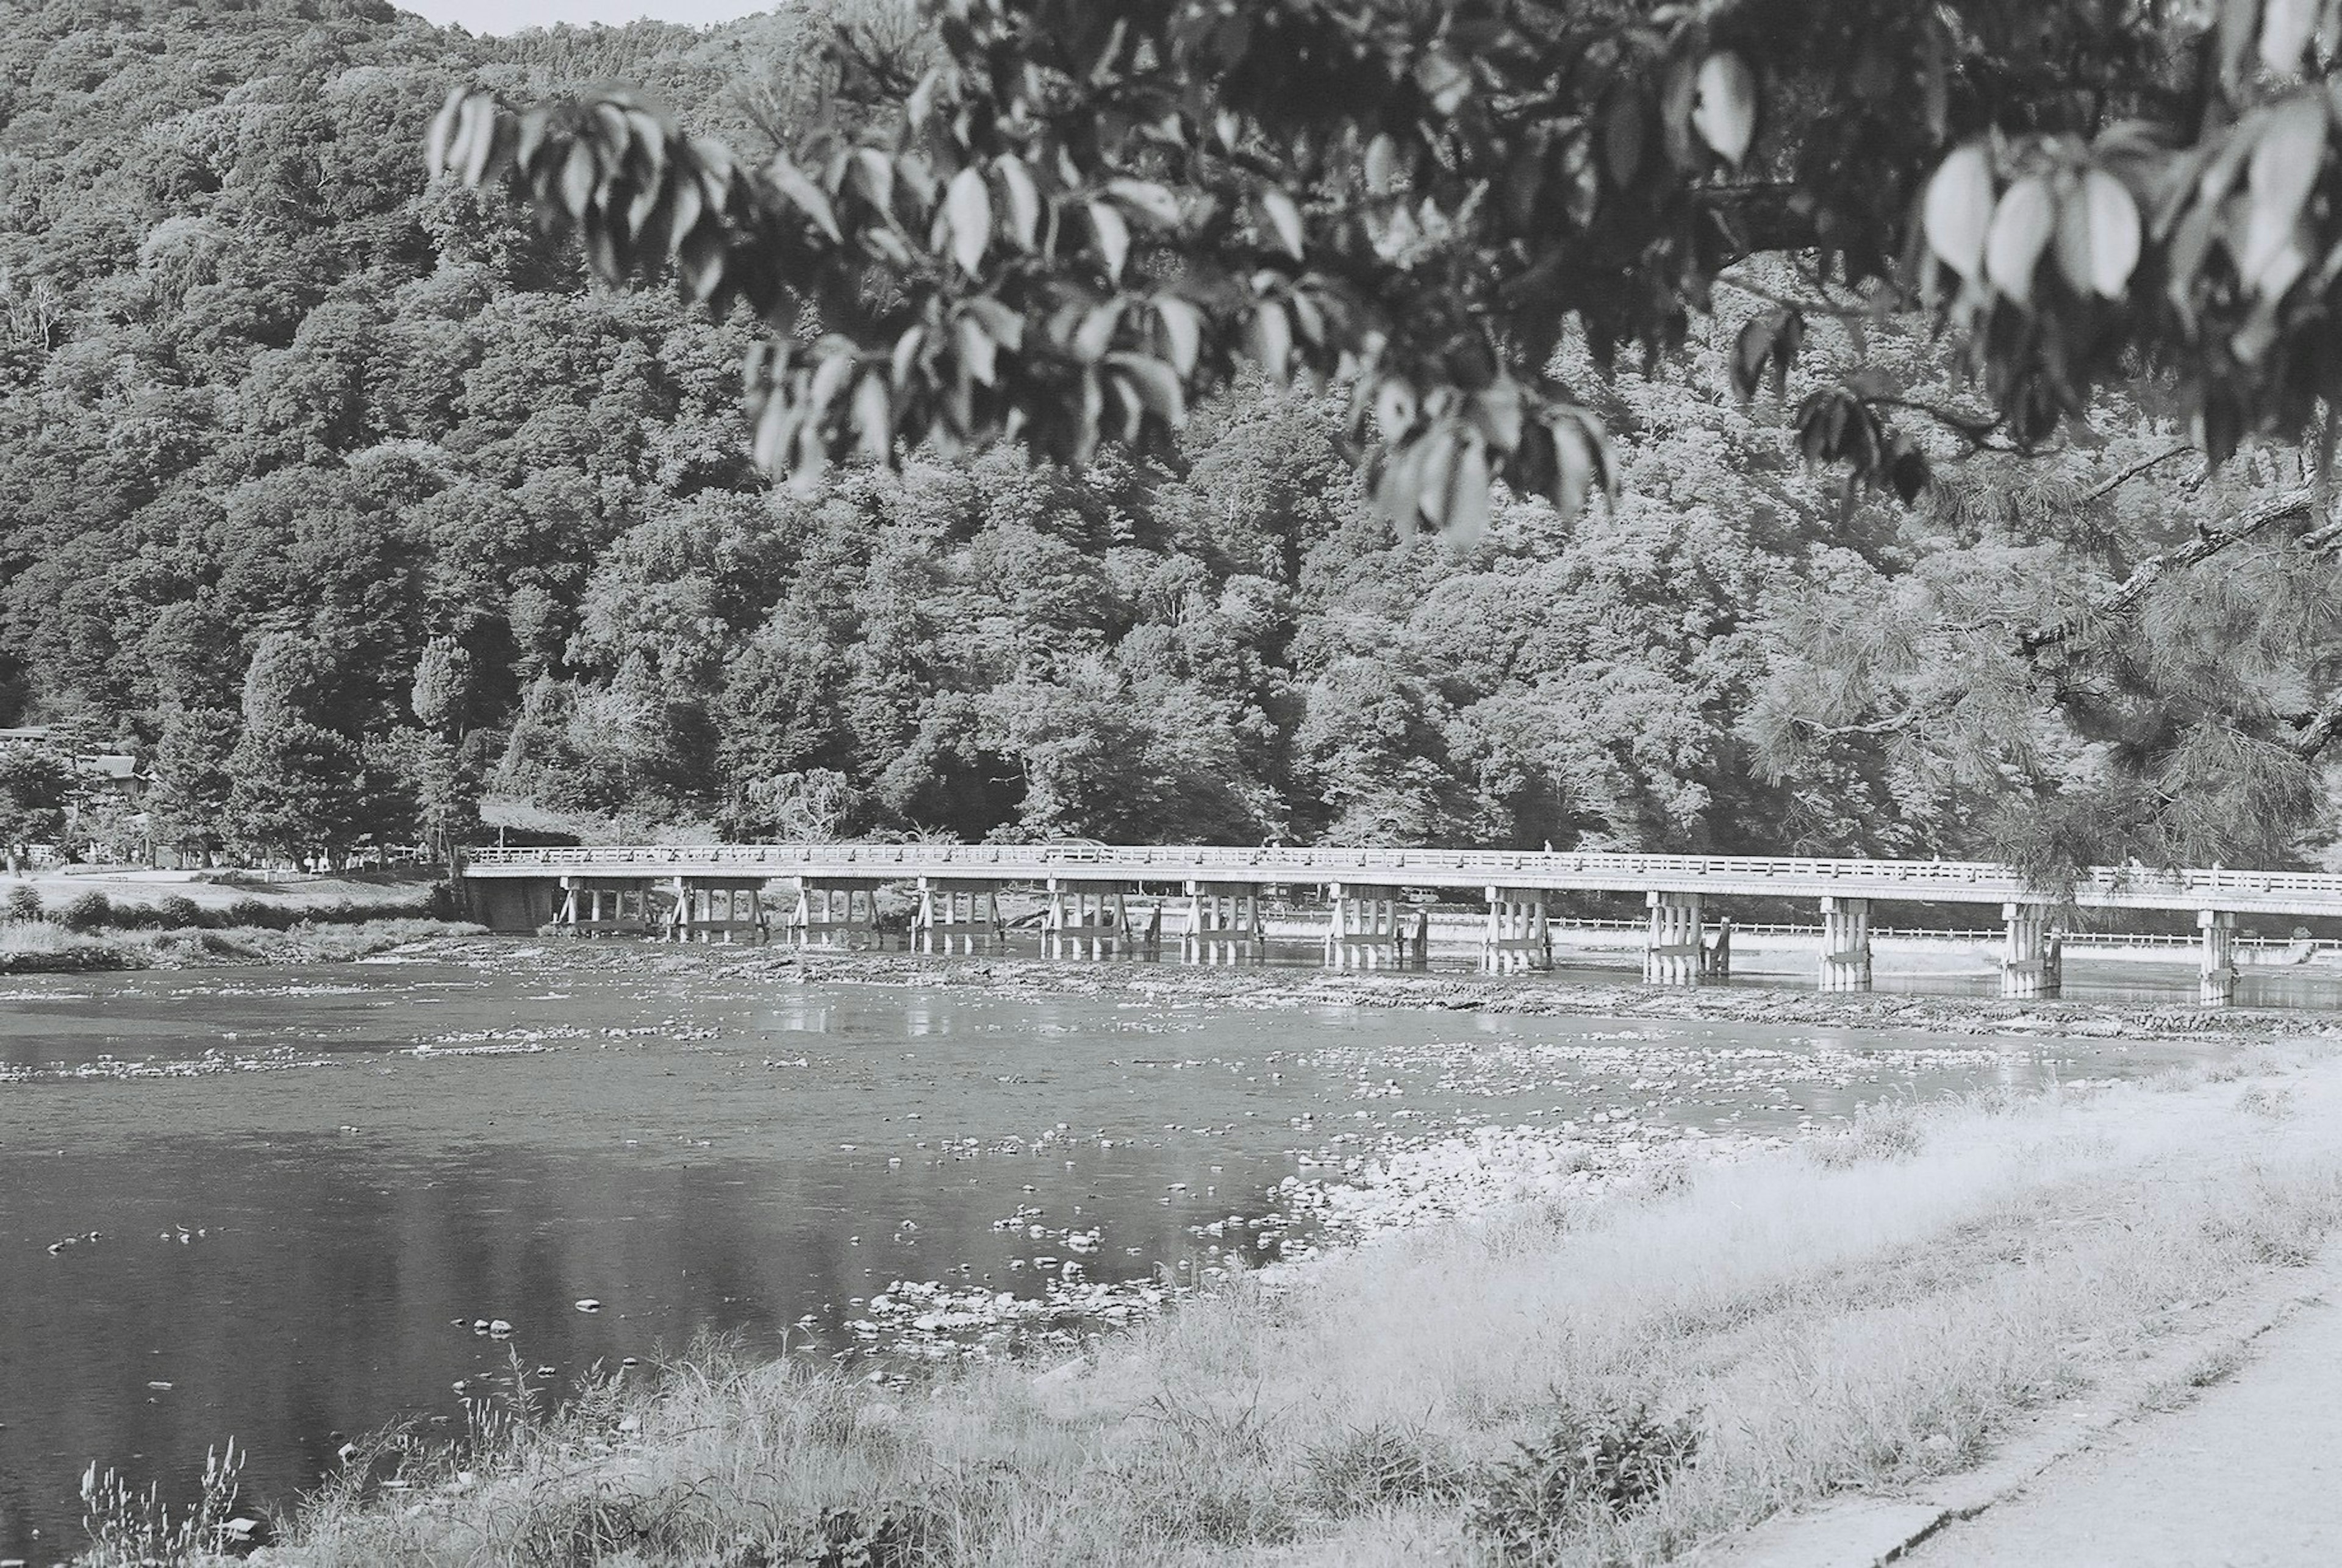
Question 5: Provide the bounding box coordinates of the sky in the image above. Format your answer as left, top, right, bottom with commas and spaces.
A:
399, 1, 779, 32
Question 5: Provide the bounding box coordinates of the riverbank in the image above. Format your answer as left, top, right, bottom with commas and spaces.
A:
406, 934, 2342, 1044
240, 1039, 2342, 1568
0, 917, 481, 974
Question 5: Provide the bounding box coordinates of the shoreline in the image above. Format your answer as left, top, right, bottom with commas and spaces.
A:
0, 918, 484, 975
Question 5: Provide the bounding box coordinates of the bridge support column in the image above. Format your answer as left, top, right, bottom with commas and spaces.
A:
664, 877, 769, 943
1817, 897, 1872, 992
1044, 878, 1130, 959
914, 879, 1000, 954
1183, 881, 1266, 965
2199, 909, 2238, 1006
554, 876, 658, 937
1644, 892, 1703, 985
1325, 882, 1407, 970
790, 878, 884, 950
1483, 886, 1551, 973
2000, 902, 2062, 999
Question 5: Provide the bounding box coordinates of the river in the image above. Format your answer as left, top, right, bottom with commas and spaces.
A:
0, 946, 2215, 1561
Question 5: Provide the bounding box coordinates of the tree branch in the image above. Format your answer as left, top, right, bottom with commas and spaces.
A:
2079, 445, 2197, 507
2019, 488, 2315, 655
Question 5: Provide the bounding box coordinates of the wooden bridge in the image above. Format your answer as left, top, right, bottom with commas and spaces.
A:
458, 843, 2342, 1004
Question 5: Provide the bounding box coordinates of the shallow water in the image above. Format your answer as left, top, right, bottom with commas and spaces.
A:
0, 951, 2209, 1559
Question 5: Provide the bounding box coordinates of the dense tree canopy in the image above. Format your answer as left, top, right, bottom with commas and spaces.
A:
5, 0, 2342, 876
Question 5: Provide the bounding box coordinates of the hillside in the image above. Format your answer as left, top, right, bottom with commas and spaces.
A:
0, 0, 2331, 870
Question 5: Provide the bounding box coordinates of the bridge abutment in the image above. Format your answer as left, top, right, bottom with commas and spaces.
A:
1645, 892, 1704, 985
2199, 909, 2238, 1005
1483, 886, 1551, 973
2000, 901, 2063, 999
1818, 897, 1872, 992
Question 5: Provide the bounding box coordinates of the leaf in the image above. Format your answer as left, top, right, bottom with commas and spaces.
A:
1087, 199, 1130, 282
2055, 168, 2143, 298
997, 155, 1041, 250
1661, 55, 1699, 170
1549, 413, 1595, 522
1248, 299, 1292, 382
458, 96, 503, 187
1444, 436, 1491, 549
1106, 177, 1180, 228
1374, 377, 1418, 441
560, 140, 599, 221
768, 155, 842, 243
808, 351, 855, 417
1470, 376, 1523, 453
890, 324, 926, 390
1417, 428, 1458, 531
1259, 188, 1305, 261
1366, 133, 1403, 195
853, 372, 892, 464
1601, 84, 1645, 190
751, 388, 800, 475
425, 88, 467, 177
2263, 0, 2319, 73
2242, 97, 2327, 292
847, 148, 895, 217
946, 166, 992, 274
1923, 144, 1996, 282
1073, 300, 1123, 362
679, 223, 725, 300
956, 313, 999, 386
1106, 352, 1186, 426
1985, 176, 2056, 305
1689, 52, 1758, 167
962, 296, 1025, 351
1155, 296, 1203, 376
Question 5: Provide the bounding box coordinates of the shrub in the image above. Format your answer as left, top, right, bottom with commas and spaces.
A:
1464, 1400, 1700, 1559
1811, 1098, 1925, 1168
4, 886, 41, 923
60, 890, 114, 932
157, 895, 204, 929
222, 898, 292, 930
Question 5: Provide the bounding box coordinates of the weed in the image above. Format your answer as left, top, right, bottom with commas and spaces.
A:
79, 1437, 249, 1566
794, 1501, 940, 1568
1298, 1421, 1463, 1514
2236, 1084, 2295, 1119
4, 885, 40, 922
1811, 1099, 1924, 1167
1464, 1400, 1700, 1561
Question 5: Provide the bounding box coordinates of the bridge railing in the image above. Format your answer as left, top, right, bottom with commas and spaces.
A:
458, 842, 2342, 903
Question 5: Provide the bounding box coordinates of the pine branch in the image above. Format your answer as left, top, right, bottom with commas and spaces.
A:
2018, 488, 2315, 655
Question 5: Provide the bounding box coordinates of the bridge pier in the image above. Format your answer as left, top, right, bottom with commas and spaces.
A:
2199, 909, 2238, 1005
1818, 896, 1872, 992
914, 878, 1001, 954
1483, 886, 1551, 973
554, 876, 659, 937
790, 878, 884, 949
1325, 882, 1413, 969
1183, 881, 1265, 964
1644, 892, 1704, 985
1044, 878, 1131, 959
664, 877, 769, 943
2000, 901, 2063, 999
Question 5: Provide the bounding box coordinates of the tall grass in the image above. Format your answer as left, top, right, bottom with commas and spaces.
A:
171, 1052, 2342, 1566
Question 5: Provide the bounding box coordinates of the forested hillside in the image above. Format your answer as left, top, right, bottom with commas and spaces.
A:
3, 0, 2335, 870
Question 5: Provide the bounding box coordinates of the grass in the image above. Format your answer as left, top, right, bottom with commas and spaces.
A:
199, 1044, 2342, 1568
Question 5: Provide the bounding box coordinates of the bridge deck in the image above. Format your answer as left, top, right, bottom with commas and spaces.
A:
460, 844, 2342, 919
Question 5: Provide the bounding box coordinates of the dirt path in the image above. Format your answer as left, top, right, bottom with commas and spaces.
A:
1902, 1291, 2342, 1566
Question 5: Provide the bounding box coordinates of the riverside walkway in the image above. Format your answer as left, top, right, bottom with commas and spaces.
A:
458, 843, 2342, 1003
